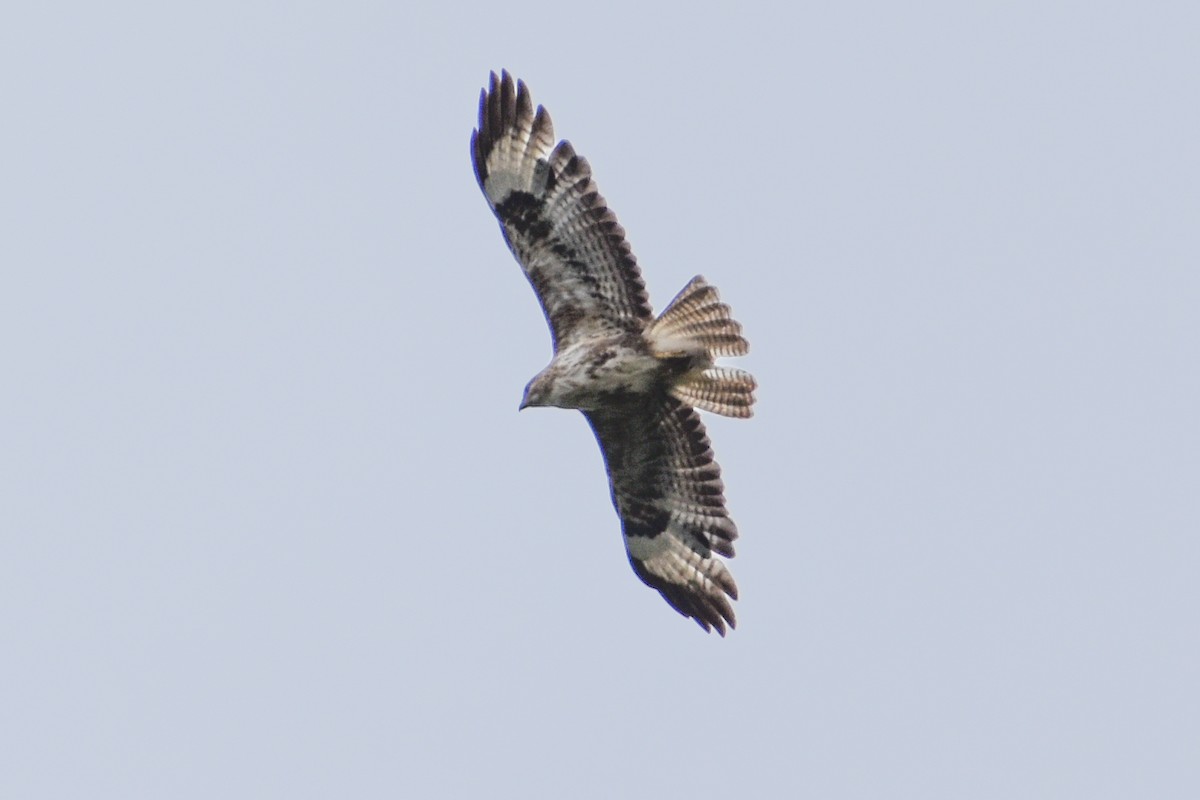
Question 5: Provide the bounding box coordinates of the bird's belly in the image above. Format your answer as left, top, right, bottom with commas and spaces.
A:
549, 346, 663, 410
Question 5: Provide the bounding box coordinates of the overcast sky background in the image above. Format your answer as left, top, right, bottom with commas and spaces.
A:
3, 2, 1198, 797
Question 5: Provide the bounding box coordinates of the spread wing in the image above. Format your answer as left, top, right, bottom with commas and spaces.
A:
585, 395, 740, 634
471, 70, 653, 350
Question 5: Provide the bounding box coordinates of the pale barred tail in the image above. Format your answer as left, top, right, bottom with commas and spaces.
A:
647, 276, 755, 418
673, 367, 756, 418
647, 276, 750, 358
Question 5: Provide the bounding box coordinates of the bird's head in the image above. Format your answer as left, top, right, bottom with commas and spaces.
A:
519, 372, 551, 410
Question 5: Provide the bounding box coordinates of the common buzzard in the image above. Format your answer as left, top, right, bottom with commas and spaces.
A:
472, 71, 756, 634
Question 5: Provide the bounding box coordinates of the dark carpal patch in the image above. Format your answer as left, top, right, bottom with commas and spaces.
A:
495, 192, 552, 240
620, 501, 671, 541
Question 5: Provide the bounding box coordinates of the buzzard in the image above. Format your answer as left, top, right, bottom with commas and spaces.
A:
472, 71, 756, 635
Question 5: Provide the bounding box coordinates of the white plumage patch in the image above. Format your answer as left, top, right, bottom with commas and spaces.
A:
626, 521, 735, 598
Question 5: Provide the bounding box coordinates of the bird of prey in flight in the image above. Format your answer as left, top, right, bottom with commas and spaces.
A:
472, 71, 755, 634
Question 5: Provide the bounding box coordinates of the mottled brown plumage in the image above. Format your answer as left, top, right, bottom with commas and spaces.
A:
472, 71, 755, 634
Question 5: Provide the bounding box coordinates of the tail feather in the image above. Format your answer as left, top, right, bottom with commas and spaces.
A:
672, 367, 757, 419
646, 276, 749, 358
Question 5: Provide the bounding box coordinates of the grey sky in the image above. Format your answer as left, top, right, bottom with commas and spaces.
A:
3, 2, 1198, 797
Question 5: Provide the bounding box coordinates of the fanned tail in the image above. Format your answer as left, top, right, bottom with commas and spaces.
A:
646, 276, 755, 418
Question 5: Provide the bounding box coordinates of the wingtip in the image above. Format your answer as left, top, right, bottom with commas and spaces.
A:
696, 606, 735, 637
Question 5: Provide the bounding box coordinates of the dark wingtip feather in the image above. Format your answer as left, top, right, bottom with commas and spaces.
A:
516, 77, 533, 123
639, 563, 738, 636
486, 71, 504, 151
532, 104, 553, 149
470, 129, 484, 189
499, 69, 515, 129
472, 79, 494, 185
